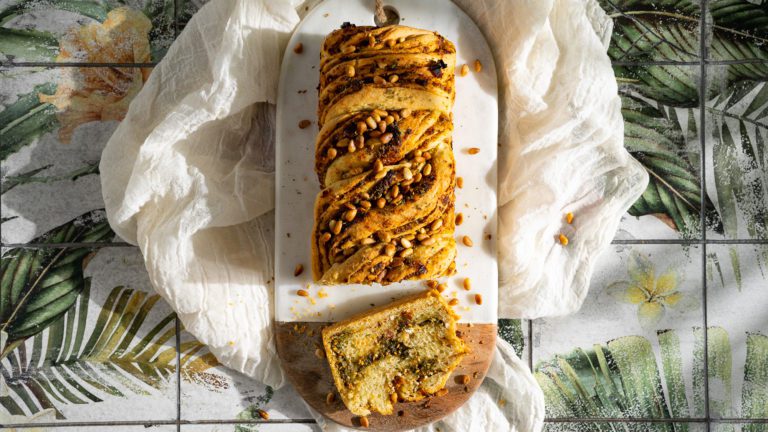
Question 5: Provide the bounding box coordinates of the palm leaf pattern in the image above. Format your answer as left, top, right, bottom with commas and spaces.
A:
1, 284, 216, 418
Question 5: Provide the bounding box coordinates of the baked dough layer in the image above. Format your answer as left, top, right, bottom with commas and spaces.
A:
312, 24, 457, 285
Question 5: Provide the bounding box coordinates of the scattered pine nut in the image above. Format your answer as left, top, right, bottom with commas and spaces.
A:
389, 74, 399, 83
437, 283, 447, 293
376, 197, 386, 208
390, 392, 398, 404
315, 348, 325, 359
459, 374, 471, 385
326, 147, 337, 159
293, 264, 304, 277
426, 280, 438, 289
460, 64, 469, 77
297, 289, 309, 297
566, 212, 574, 224
559, 233, 569, 246
298, 119, 311, 129
474, 293, 483, 305
326, 392, 335, 404
359, 415, 370, 428
257, 409, 269, 420
347, 65, 355, 77
293, 42, 303, 54
462, 235, 473, 247
457, 177, 464, 188
448, 298, 459, 306
463, 277, 471, 291
436, 388, 449, 397
455, 213, 464, 226
474, 59, 482, 72
468, 147, 480, 155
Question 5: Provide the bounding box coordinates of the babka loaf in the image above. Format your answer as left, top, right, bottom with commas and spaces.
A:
321, 289, 468, 416
311, 24, 457, 285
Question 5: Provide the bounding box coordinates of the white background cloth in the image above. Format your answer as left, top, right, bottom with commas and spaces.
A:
100, 0, 647, 430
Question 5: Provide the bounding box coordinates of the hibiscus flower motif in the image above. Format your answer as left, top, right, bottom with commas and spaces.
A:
39, 7, 152, 143
607, 251, 698, 328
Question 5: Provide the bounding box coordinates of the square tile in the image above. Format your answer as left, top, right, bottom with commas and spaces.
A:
534, 244, 705, 419
1, 66, 150, 244
704, 66, 767, 240
598, 0, 701, 62
543, 422, 706, 432
0, 246, 178, 423
707, 244, 768, 420
0, 0, 174, 63
179, 331, 313, 422
712, 422, 768, 432
182, 424, 320, 432
614, 65, 711, 240
498, 318, 529, 365
707, 0, 768, 63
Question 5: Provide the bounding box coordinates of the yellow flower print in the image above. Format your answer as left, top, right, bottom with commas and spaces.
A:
607, 251, 698, 328
38, 7, 152, 143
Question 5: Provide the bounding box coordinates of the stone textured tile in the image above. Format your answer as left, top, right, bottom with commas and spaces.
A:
0, 247, 178, 423
614, 65, 708, 240
706, 0, 768, 63
1, 66, 149, 244
707, 244, 768, 420
543, 422, 706, 432
534, 244, 705, 419
599, 0, 701, 62
0, 0, 174, 63
182, 424, 320, 432
704, 66, 767, 240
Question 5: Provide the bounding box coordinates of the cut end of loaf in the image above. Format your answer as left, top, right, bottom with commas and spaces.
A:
321, 289, 468, 416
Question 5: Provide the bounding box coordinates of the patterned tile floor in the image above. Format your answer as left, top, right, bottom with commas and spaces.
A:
1, 0, 766, 431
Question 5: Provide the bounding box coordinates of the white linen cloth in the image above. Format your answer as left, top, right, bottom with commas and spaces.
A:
100, 0, 647, 430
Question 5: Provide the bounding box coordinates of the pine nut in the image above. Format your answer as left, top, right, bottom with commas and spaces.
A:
426, 280, 438, 289
566, 212, 574, 224
417, 233, 429, 241
457, 177, 464, 188
400, 108, 411, 118
327, 148, 337, 159
559, 233, 569, 246
402, 167, 413, 180
315, 348, 325, 358
468, 147, 480, 154
459, 374, 471, 385
331, 220, 342, 235
372, 113, 381, 123
294, 264, 304, 277
400, 238, 412, 248
344, 208, 357, 221
359, 416, 369, 428
374, 76, 387, 84
385, 243, 397, 257
293, 43, 303, 54
341, 45, 356, 54
376, 197, 386, 208
361, 192, 371, 199
321, 232, 331, 242
399, 248, 413, 257
423, 163, 432, 176
437, 283, 447, 293
326, 392, 335, 404
377, 231, 391, 243
385, 115, 395, 124
361, 237, 375, 245
374, 159, 384, 172
298, 119, 311, 129
348, 141, 356, 152
462, 235, 473, 247
389, 74, 399, 83
257, 409, 269, 420
375, 170, 387, 180
460, 64, 469, 76
448, 298, 459, 306
390, 392, 398, 404
365, 116, 377, 129
430, 219, 443, 231
381, 132, 393, 144
455, 213, 464, 226
474, 293, 483, 305
346, 65, 355, 77
387, 38, 396, 47
360, 200, 372, 210
463, 277, 471, 291
378, 120, 387, 132
297, 289, 309, 297
474, 59, 483, 72
421, 237, 435, 245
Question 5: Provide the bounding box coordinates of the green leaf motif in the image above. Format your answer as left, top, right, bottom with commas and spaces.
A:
497, 318, 524, 358
0, 83, 59, 162
0, 210, 114, 355
621, 93, 721, 237
0, 28, 59, 62
0, 0, 108, 25
1, 162, 100, 195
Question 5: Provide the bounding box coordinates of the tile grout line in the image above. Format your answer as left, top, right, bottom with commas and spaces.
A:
699, 1, 711, 430
176, 316, 182, 431
527, 319, 533, 371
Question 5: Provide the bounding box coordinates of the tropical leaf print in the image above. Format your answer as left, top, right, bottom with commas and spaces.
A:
0, 83, 59, 162
498, 319, 524, 358
0, 211, 114, 357
0, 284, 217, 419
536, 327, 766, 424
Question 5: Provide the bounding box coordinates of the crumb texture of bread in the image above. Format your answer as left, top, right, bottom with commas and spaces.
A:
311, 24, 457, 285
322, 289, 468, 416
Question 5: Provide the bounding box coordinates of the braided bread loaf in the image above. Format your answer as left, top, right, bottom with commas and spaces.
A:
312, 24, 457, 285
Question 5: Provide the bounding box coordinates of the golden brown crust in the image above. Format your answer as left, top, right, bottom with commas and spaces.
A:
312, 24, 456, 285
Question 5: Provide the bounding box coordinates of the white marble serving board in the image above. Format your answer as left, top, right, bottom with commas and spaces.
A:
275, 0, 498, 323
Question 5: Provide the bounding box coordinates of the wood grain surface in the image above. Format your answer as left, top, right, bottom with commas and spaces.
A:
275, 321, 497, 431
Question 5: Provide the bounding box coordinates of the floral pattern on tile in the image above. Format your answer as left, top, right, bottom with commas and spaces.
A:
1, 66, 149, 243
534, 244, 705, 419
0, 1, 174, 63
706, 244, 768, 420
0, 246, 177, 422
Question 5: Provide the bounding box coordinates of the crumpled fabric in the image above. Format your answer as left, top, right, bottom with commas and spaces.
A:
100, 0, 646, 430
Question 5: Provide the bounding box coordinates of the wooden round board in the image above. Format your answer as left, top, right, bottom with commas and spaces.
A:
274, 0, 499, 429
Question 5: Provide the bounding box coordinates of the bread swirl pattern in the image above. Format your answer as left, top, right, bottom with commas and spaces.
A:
312, 24, 457, 285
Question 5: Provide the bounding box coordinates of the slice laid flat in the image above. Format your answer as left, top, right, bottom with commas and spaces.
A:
321, 289, 468, 416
